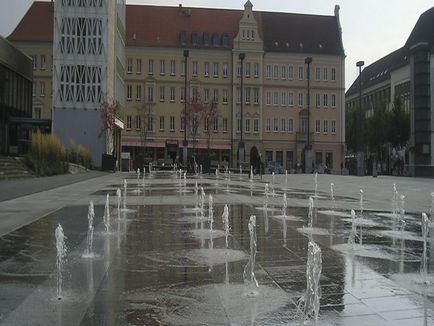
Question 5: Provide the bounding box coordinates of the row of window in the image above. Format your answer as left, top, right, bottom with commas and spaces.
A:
32, 81, 48, 97
265, 64, 337, 82
125, 115, 229, 133
31, 55, 49, 70
265, 91, 337, 108
126, 58, 232, 78
264, 118, 337, 134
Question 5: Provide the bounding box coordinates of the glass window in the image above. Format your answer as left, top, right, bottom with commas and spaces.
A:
281, 118, 286, 131
298, 93, 304, 107
213, 62, 219, 77
254, 119, 259, 132
323, 67, 328, 81
288, 119, 293, 133
40, 82, 45, 96
160, 116, 165, 130
159, 86, 165, 101
316, 94, 321, 107
265, 151, 273, 163
136, 59, 142, 74
266, 118, 271, 132
148, 59, 153, 75
288, 65, 294, 79
253, 88, 259, 104
180, 87, 185, 102
315, 120, 320, 133
332, 94, 336, 107
286, 151, 294, 170
245, 119, 250, 132
213, 88, 219, 103
331, 67, 336, 81
288, 92, 294, 106
160, 60, 165, 75
273, 65, 278, 79
281, 92, 287, 106
315, 67, 320, 80
323, 120, 328, 133
254, 63, 259, 77
323, 94, 328, 107
273, 92, 279, 106
213, 118, 218, 131
266, 65, 271, 79
223, 63, 228, 77
170, 60, 176, 75
281, 65, 287, 79
147, 86, 154, 102
298, 66, 303, 80
246, 63, 250, 77
331, 120, 336, 133
237, 119, 241, 132
126, 115, 132, 129
192, 61, 198, 76
245, 87, 250, 104
223, 118, 228, 132
136, 115, 141, 129
276, 151, 283, 166
170, 87, 176, 102
273, 118, 279, 131
223, 89, 228, 104
266, 91, 271, 105
40, 55, 46, 69
127, 85, 132, 100
204, 88, 209, 103
136, 85, 141, 100
204, 62, 209, 77
170, 116, 175, 130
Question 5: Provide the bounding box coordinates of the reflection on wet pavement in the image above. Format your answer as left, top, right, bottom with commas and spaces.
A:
0, 171, 433, 325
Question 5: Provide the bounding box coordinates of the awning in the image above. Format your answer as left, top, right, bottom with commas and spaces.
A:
122, 139, 165, 148
184, 143, 231, 150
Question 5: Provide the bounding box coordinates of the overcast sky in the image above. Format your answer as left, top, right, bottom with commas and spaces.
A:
1, 0, 433, 88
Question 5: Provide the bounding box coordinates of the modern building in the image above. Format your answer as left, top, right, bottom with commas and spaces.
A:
0, 36, 48, 155
9, 1, 345, 172
346, 6, 434, 177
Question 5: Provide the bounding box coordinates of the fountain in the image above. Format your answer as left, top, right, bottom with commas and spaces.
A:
330, 183, 335, 211
285, 170, 288, 189
250, 165, 253, 181
314, 172, 318, 200
299, 240, 322, 323
431, 192, 434, 220
347, 209, 357, 249
399, 194, 406, 232
149, 162, 152, 174
282, 193, 287, 245
243, 215, 259, 289
240, 165, 242, 176
83, 201, 95, 258
55, 224, 66, 300
137, 168, 140, 186
421, 212, 430, 284
103, 193, 111, 233
215, 168, 218, 177
264, 183, 269, 210
271, 172, 275, 197
222, 204, 229, 248
359, 189, 364, 245
116, 188, 121, 219
209, 194, 214, 249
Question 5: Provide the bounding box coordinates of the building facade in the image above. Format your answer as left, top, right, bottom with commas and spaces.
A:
346, 7, 434, 177
0, 36, 36, 154
9, 1, 345, 172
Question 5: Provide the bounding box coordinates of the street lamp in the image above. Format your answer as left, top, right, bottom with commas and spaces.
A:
183, 49, 189, 169
356, 60, 365, 176
238, 52, 245, 165
304, 56, 312, 173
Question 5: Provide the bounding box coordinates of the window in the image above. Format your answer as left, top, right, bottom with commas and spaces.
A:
273, 118, 279, 132
127, 58, 132, 73
273, 65, 278, 79
266, 91, 271, 106
265, 65, 271, 79
223, 118, 228, 132
331, 120, 336, 133
160, 60, 165, 75
301, 118, 308, 133
136, 115, 141, 129
204, 62, 210, 77
326, 152, 333, 169
276, 151, 283, 166
34, 107, 41, 119
237, 63, 241, 77
281, 66, 287, 79
170, 87, 176, 102
245, 119, 250, 132
213, 118, 218, 131
192, 87, 197, 102
288, 119, 293, 133
323, 67, 328, 81
281, 92, 287, 106
31, 55, 37, 69
223, 89, 228, 104
253, 88, 259, 104
236, 88, 241, 104
265, 151, 273, 163
288, 92, 294, 106
148, 59, 153, 75
136, 85, 141, 100
180, 87, 185, 102
332, 94, 336, 108
136, 59, 142, 74
32, 82, 36, 96
127, 85, 132, 100
159, 86, 165, 102
281, 119, 286, 132
40, 55, 46, 69
298, 93, 304, 107
192, 61, 198, 76
286, 151, 294, 170
160, 116, 165, 130
126, 115, 132, 129
315, 67, 320, 81
213, 89, 219, 102
213, 63, 219, 77
254, 119, 259, 132
204, 118, 209, 131
316, 94, 321, 108
331, 67, 336, 81
266, 118, 271, 132
273, 92, 279, 106
245, 87, 250, 104
204, 88, 209, 103
323, 94, 328, 107
170, 116, 175, 130
170, 60, 176, 75
181, 60, 185, 76
323, 120, 328, 133
288, 65, 294, 80
181, 117, 185, 131
147, 86, 154, 102
298, 66, 303, 80
254, 63, 259, 77
315, 120, 320, 133
245, 63, 251, 77
237, 119, 241, 132
315, 152, 323, 166
40, 82, 45, 96
223, 63, 228, 77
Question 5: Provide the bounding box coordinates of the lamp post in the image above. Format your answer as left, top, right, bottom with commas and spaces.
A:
356, 60, 365, 176
304, 57, 312, 173
238, 53, 246, 166
182, 49, 189, 169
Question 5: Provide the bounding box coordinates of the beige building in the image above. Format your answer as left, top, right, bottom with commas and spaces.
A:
8, 1, 345, 172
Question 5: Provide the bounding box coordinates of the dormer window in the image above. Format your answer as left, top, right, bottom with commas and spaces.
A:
212, 33, 220, 47
203, 32, 209, 46
251, 30, 255, 39
179, 31, 186, 46
222, 34, 230, 47
191, 32, 198, 46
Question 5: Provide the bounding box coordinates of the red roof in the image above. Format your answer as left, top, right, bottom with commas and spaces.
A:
8, 1, 343, 55
8, 1, 53, 43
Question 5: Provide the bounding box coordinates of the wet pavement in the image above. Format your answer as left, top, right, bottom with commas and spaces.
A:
0, 171, 433, 325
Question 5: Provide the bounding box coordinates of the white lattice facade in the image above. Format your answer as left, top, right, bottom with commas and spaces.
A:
52, 0, 125, 166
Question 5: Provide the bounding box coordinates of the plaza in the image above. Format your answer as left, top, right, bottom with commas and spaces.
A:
0, 170, 433, 325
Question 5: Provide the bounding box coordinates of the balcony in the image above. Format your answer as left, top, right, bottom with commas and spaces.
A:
296, 132, 314, 143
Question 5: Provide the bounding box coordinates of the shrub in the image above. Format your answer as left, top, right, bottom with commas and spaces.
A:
27, 131, 68, 176
66, 140, 93, 169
